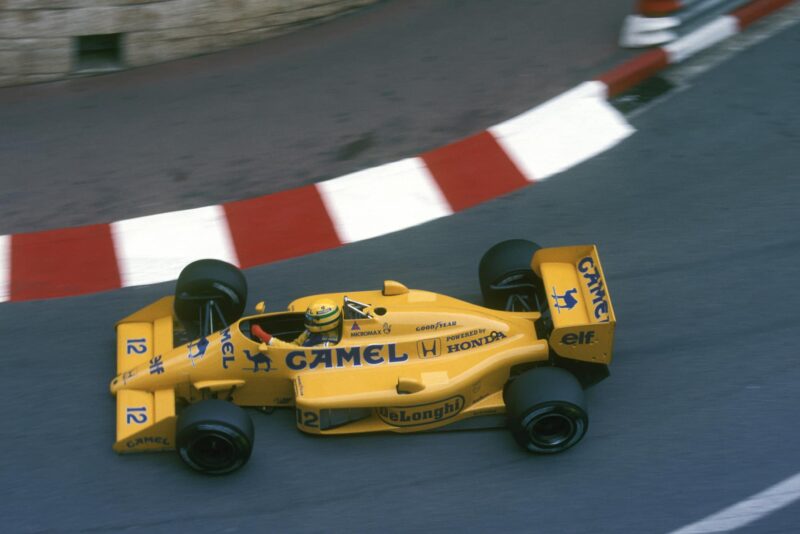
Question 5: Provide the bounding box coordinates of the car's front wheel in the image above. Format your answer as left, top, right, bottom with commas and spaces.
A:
504, 367, 588, 453
176, 399, 254, 475
174, 259, 248, 330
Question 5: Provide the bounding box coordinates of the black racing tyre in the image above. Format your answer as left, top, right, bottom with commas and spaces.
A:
176, 399, 254, 475
174, 259, 247, 326
504, 367, 588, 454
479, 239, 542, 311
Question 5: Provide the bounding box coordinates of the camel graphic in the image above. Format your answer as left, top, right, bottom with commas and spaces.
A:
187, 337, 209, 367
243, 349, 273, 373
551, 287, 579, 313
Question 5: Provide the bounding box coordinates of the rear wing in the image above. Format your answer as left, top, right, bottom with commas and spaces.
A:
532, 245, 616, 364
113, 296, 177, 453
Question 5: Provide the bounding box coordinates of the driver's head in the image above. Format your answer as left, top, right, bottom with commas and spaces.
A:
304, 299, 341, 333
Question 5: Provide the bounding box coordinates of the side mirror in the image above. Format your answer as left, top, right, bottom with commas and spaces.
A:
255, 301, 266, 313
383, 280, 408, 296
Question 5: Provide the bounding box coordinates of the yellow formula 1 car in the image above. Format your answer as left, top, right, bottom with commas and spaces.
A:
110, 240, 616, 474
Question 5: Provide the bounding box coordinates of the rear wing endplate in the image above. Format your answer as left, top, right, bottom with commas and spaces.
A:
532, 245, 616, 364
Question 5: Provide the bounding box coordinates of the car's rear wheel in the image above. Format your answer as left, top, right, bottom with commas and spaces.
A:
176, 399, 254, 475
479, 239, 542, 311
504, 367, 588, 453
174, 259, 247, 329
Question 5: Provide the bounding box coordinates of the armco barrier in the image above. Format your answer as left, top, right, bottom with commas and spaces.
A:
0, 0, 376, 88
621, 0, 752, 46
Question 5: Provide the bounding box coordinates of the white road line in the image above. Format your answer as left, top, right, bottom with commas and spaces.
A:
111, 205, 239, 287
490, 81, 635, 182
669, 471, 800, 533
0, 235, 9, 302
316, 157, 452, 244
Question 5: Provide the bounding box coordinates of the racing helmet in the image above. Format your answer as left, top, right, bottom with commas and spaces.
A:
304, 299, 342, 333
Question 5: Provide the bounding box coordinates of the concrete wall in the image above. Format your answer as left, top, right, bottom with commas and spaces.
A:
0, 0, 376, 87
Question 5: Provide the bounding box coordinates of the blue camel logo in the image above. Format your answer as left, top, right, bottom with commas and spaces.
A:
551, 287, 579, 313
243, 349, 273, 373
187, 337, 209, 366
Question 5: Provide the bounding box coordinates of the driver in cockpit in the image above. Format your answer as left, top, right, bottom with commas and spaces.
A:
252, 298, 341, 349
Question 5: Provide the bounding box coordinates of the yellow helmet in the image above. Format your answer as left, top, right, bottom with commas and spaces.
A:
304, 299, 341, 333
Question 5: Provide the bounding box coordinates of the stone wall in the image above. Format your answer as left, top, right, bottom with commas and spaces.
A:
0, 0, 376, 87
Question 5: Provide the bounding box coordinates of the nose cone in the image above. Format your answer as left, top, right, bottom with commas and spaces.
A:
110, 375, 121, 395
109, 364, 147, 394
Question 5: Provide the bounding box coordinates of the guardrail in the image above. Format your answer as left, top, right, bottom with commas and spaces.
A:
620, 0, 753, 46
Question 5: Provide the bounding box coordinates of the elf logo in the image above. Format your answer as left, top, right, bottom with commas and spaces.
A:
560, 331, 597, 345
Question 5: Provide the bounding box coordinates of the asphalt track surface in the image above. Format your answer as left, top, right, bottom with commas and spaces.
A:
2, 6, 800, 534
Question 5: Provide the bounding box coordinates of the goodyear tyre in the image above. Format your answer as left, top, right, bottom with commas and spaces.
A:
504, 367, 588, 454
479, 239, 542, 311
176, 400, 254, 475
174, 259, 247, 326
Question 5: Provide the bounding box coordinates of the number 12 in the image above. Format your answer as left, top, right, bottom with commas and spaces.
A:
126, 406, 148, 424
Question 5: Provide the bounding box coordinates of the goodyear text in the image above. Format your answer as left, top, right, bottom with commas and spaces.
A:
415, 321, 457, 332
